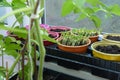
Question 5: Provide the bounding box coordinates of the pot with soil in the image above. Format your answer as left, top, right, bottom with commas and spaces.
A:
102, 33, 120, 43
57, 31, 91, 53
91, 41, 120, 61
49, 26, 71, 36
44, 32, 59, 46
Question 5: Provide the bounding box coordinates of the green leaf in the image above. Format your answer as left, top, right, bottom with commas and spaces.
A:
0, 35, 3, 40
86, 0, 100, 6
0, 67, 6, 79
73, 6, 81, 13
73, 0, 86, 8
12, 0, 26, 9
11, 0, 26, 24
61, 0, 74, 16
75, 13, 87, 22
0, 0, 3, 2
110, 4, 120, 16
5, 50, 19, 58
84, 7, 95, 15
0, 0, 11, 7
90, 15, 101, 28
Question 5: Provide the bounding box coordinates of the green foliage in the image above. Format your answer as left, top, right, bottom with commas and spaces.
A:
0, 35, 22, 58
60, 30, 89, 46
61, 0, 74, 16
110, 4, 120, 16
0, 67, 6, 80
19, 61, 31, 80
61, 0, 120, 28
86, 0, 100, 6
0, 0, 11, 7
11, 0, 26, 24
90, 15, 101, 28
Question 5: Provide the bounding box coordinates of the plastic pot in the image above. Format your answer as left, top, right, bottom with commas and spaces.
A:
91, 41, 120, 61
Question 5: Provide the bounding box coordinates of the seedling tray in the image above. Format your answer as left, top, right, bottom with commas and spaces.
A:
45, 44, 120, 80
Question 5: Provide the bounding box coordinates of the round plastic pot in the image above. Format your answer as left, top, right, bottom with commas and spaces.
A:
91, 41, 120, 61
57, 39, 91, 54
102, 33, 120, 44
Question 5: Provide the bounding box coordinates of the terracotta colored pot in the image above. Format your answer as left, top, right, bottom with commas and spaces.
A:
49, 26, 71, 34
91, 41, 120, 61
102, 33, 120, 44
57, 39, 91, 53
89, 35, 98, 43
44, 32, 59, 46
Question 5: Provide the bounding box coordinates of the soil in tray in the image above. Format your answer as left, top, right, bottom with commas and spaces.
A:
106, 35, 120, 41
96, 45, 120, 54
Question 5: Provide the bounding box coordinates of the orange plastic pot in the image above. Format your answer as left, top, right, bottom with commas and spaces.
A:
89, 35, 98, 43
58, 39, 91, 53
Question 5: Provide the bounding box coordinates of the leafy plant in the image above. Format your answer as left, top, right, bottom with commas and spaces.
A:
0, 0, 56, 80
60, 31, 89, 46
72, 28, 100, 37
61, 0, 120, 29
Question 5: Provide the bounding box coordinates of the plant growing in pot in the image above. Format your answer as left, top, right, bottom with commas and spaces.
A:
61, 0, 120, 40
57, 31, 91, 53
71, 28, 100, 43
91, 41, 120, 61
102, 33, 120, 44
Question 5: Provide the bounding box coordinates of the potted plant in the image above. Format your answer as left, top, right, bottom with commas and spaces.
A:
91, 41, 120, 61
71, 28, 100, 43
61, 0, 120, 41
57, 31, 91, 53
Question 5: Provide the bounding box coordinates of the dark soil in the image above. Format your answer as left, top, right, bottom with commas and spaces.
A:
49, 34, 56, 38
106, 35, 120, 41
50, 29, 69, 32
96, 45, 120, 54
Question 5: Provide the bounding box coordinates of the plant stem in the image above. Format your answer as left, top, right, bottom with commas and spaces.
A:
2, 50, 4, 67
22, 48, 25, 80
8, 54, 21, 77
33, 34, 37, 80
0, 7, 32, 22
35, 19, 45, 80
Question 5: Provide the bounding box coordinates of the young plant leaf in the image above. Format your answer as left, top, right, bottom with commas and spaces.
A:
73, 0, 86, 9
61, 0, 74, 16
90, 15, 101, 28
110, 4, 120, 16
86, 0, 100, 6
75, 13, 87, 22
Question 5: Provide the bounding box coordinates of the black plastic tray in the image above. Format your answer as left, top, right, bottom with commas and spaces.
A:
45, 44, 120, 80
9, 68, 84, 80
